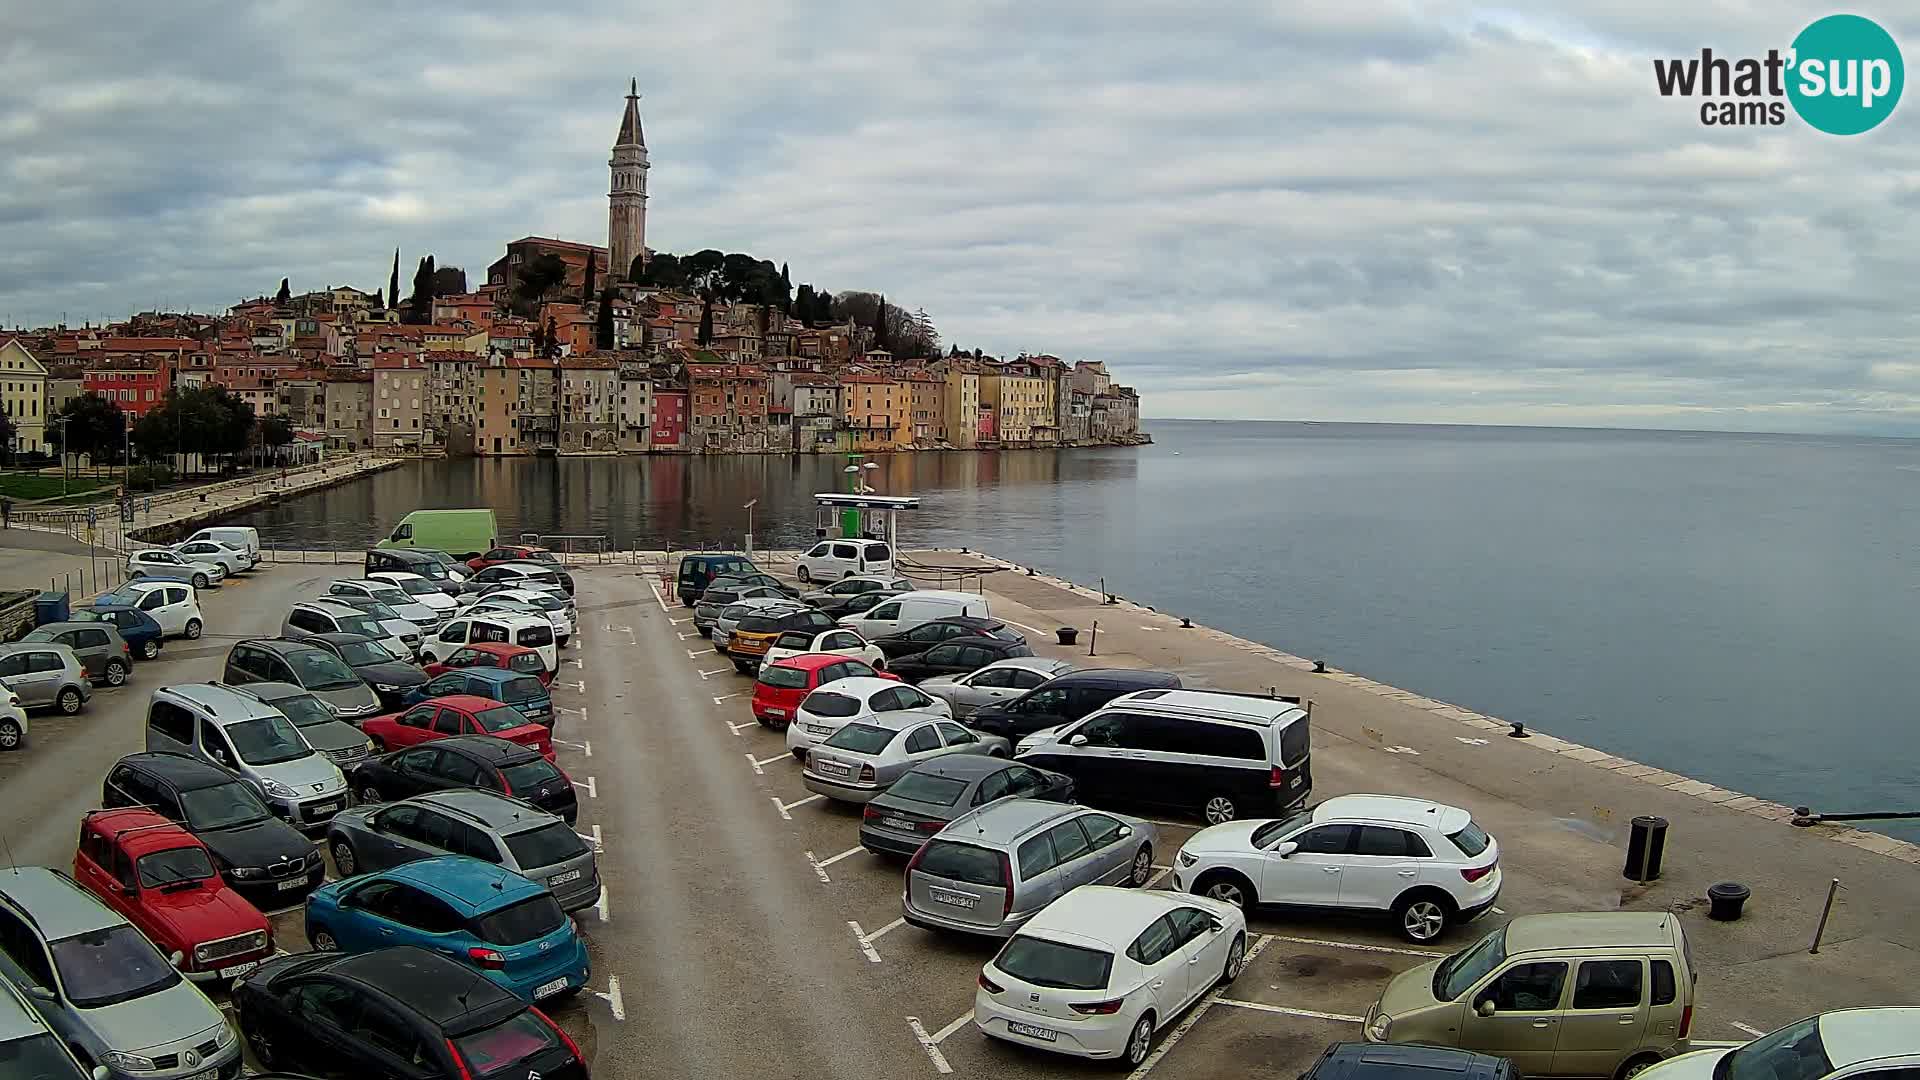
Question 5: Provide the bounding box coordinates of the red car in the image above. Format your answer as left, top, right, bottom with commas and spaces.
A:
466, 545, 560, 573
363, 694, 556, 761
72, 808, 273, 983
423, 641, 554, 686
753, 653, 898, 729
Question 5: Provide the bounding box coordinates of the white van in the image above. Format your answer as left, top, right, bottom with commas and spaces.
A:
184, 526, 261, 563
837, 590, 990, 638
420, 611, 558, 672
796, 539, 894, 584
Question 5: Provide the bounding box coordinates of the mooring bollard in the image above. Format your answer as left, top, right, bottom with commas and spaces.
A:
1312, 659, 1327, 673
1056, 627, 1078, 647
1707, 881, 1750, 921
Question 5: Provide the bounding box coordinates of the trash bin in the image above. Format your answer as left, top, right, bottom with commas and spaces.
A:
1056, 627, 1079, 646
1707, 881, 1750, 921
1623, 815, 1669, 881
33, 591, 70, 627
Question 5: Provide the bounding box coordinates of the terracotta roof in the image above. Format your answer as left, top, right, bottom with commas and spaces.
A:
371, 355, 422, 370
504, 236, 608, 255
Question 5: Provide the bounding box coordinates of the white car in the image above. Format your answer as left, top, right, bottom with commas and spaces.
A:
422, 611, 558, 672
1172, 794, 1500, 944
476, 588, 576, 644
761, 626, 886, 669
784, 676, 950, 760
126, 548, 226, 588
110, 580, 204, 639
173, 538, 253, 575
1639, 1008, 1919, 1080
368, 570, 459, 614
325, 579, 444, 631
974, 885, 1246, 1069
795, 538, 894, 584
0, 688, 26, 750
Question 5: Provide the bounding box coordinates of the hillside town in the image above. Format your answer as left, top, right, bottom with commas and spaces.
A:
0, 83, 1145, 461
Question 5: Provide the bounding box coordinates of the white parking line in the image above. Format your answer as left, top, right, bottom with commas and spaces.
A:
726, 720, 757, 737
572, 777, 598, 798
848, 920, 884, 962
1146, 866, 1174, 889
1128, 934, 1275, 1078
594, 975, 627, 1020
769, 792, 822, 820
553, 738, 592, 756
647, 579, 669, 612
756, 752, 791, 767
1262, 935, 1444, 958
712, 692, 746, 703
804, 851, 832, 883
595, 888, 610, 923
566, 657, 584, 668
574, 824, 604, 852
907, 1016, 955, 1074
999, 618, 1049, 637
557, 704, 588, 718
866, 916, 906, 942
698, 667, 732, 679
560, 679, 586, 692
1214, 998, 1364, 1023
817, 845, 864, 868
679, 632, 697, 640
688, 647, 720, 658
669, 617, 691, 625
1492, 906, 1507, 915
1732, 1022, 1767, 1037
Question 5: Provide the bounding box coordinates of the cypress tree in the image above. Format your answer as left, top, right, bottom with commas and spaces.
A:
275, 278, 290, 304
872, 294, 890, 351
596, 287, 616, 350
544, 314, 560, 358
388, 249, 400, 309
779, 263, 792, 313
793, 284, 815, 326
583, 254, 597, 305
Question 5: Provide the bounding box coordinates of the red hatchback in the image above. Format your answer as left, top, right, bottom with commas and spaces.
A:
363, 694, 556, 761
466, 545, 559, 573
753, 653, 898, 729
423, 641, 554, 687
72, 808, 273, 983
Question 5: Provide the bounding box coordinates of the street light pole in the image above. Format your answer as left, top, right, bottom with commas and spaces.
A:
742, 498, 757, 558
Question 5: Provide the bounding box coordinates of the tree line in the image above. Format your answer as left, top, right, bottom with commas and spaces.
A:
43, 389, 292, 475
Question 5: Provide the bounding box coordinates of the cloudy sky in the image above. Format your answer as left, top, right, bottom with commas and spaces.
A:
5, 1, 1919, 432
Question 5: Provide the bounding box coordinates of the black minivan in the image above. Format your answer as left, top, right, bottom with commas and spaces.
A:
364, 547, 462, 595
676, 552, 759, 606
966, 667, 1183, 740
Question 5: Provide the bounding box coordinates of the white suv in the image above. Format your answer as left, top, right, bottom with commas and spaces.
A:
1171, 794, 1500, 943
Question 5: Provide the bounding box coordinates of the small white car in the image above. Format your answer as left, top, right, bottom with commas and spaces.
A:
422, 611, 558, 672
1172, 794, 1500, 943
760, 626, 886, 669
112, 580, 204, 639
796, 538, 894, 584
367, 570, 459, 613
0, 688, 27, 750
784, 676, 950, 760
1638, 1008, 1919, 1080
974, 885, 1246, 1069
127, 548, 226, 589
173, 538, 253, 575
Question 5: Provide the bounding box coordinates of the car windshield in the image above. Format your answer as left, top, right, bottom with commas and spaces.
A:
1449, 822, 1492, 857
499, 676, 545, 704
887, 771, 969, 806
0, 1032, 79, 1075
179, 781, 272, 830
136, 846, 216, 888
226, 715, 312, 766
803, 692, 860, 718
289, 649, 360, 690
272, 693, 336, 728
824, 723, 895, 754
1717, 1018, 1832, 1080
49, 925, 181, 1008
335, 639, 397, 666
454, 1011, 561, 1077
474, 706, 529, 733
1436, 926, 1508, 1000
1251, 808, 1317, 848
759, 665, 811, 690
390, 576, 439, 596
472, 895, 567, 946
504, 821, 587, 866
994, 936, 1113, 991
500, 759, 564, 794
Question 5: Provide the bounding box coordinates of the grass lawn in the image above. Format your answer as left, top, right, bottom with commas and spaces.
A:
0, 472, 117, 501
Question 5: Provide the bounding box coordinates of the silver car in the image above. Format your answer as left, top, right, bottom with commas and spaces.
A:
323, 595, 424, 659
693, 584, 788, 637
711, 597, 805, 651
172, 538, 251, 575
325, 789, 602, 912
803, 711, 1010, 803
19, 622, 132, 688
324, 579, 443, 633
902, 799, 1159, 938
0, 643, 91, 715
0, 866, 241, 1080
144, 684, 351, 834
919, 657, 1075, 718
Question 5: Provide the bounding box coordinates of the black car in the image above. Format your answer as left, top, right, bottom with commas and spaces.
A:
967, 667, 1184, 740
1302, 1044, 1517, 1080
872, 616, 1027, 660
859, 755, 1075, 856
101, 752, 325, 908
348, 735, 578, 824
233, 947, 588, 1080
885, 635, 1036, 683
306, 631, 429, 708
676, 552, 758, 605
363, 547, 463, 596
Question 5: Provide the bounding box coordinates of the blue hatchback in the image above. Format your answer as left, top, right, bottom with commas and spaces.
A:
402, 667, 554, 726
303, 856, 589, 1002
71, 604, 165, 660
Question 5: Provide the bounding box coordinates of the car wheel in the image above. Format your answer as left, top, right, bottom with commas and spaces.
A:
311, 927, 340, 952
1220, 932, 1247, 985
331, 840, 360, 876
733, 659, 754, 674
1618, 1056, 1664, 1080
1202, 793, 1238, 825
796, 566, 812, 583
104, 660, 128, 686
192, 573, 209, 589
697, 627, 711, 638
56, 688, 83, 715
1127, 844, 1154, 887
1197, 871, 1254, 910
359, 783, 383, 804
0, 720, 21, 750
141, 640, 160, 660
250, 1030, 279, 1068
184, 618, 203, 640
368, 736, 386, 751
1121, 1013, 1156, 1069
1394, 892, 1453, 943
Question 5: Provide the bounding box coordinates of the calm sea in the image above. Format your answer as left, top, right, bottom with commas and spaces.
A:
233, 420, 1920, 839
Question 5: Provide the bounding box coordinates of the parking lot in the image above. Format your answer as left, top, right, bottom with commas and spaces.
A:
2, 554, 1913, 1079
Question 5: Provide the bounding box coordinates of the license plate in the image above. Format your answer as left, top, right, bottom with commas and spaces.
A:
763, 707, 787, 717
534, 977, 569, 999
882, 816, 915, 830
184, 1069, 217, 1080
219, 961, 258, 979
276, 877, 306, 892
549, 870, 582, 886
930, 888, 976, 910
1290, 774, 1305, 788
309, 800, 341, 816
1007, 1021, 1058, 1042
818, 761, 849, 776
806, 724, 831, 735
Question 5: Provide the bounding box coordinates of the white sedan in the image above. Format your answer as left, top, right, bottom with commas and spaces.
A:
784, 676, 949, 760
173, 538, 252, 575
367, 571, 459, 614
127, 548, 226, 588
1638, 1008, 1919, 1080
761, 627, 886, 669
975, 886, 1246, 1069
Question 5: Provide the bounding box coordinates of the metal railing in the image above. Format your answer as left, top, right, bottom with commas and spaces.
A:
517, 534, 614, 565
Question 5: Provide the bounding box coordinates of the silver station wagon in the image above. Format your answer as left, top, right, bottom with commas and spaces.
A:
802, 712, 1010, 803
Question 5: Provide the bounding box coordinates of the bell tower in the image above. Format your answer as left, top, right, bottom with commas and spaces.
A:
609, 79, 649, 282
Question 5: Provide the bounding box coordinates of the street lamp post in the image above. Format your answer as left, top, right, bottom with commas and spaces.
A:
742, 498, 757, 558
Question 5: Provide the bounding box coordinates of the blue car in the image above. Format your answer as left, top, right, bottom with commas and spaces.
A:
303, 856, 589, 1002
402, 667, 554, 726
71, 604, 165, 660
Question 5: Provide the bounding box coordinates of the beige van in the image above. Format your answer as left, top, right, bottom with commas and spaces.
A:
1364, 912, 1696, 1079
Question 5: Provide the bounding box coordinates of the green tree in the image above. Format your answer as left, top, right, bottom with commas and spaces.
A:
543, 315, 560, 358
812, 289, 833, 323
275, 278, 290, 304
793, 283, 815, 326
431, 265, 466, 296
596, 287, 616, 350
407, 255, 439, 322
56, 393, 127, 468
582, 254, 597, 306
389, 249, 401, 309
258, 414, 294, 462
516, 254, 569, 306
372, 287, 384, 308
871, 294, 891, 351
779, 263, 792, 313
697, 299, 713, 345
0, 409, 15, 463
